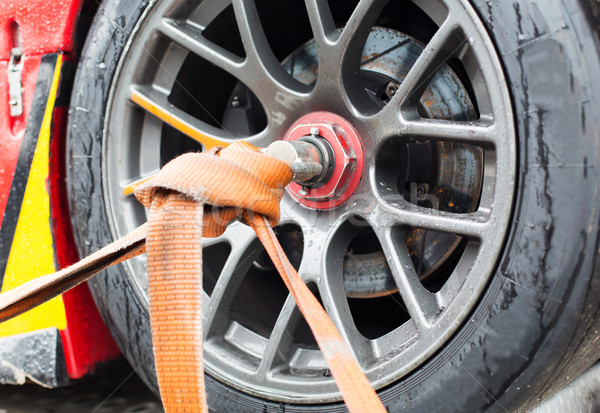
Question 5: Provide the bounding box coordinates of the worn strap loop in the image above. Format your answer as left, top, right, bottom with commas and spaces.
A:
135, 142, 292, 237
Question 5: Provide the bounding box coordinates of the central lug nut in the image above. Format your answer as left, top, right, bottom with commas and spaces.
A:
280, 112, 364, 209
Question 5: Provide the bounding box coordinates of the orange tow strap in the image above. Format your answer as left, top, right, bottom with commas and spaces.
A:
0, 141, 386, 413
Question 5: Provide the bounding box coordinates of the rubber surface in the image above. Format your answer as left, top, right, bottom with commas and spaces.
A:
67, 0, 600, 411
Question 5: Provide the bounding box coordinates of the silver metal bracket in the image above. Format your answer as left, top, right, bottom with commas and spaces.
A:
7, 47, 23, 117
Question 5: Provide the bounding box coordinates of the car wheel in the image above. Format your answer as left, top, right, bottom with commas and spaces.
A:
67, 0, 600, 411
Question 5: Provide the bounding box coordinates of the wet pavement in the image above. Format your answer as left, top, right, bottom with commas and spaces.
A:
0, 360, 163, 413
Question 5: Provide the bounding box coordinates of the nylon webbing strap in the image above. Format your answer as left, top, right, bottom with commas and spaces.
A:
249, 214, 386, 412
0, 142, 386, 413
146, 194, 206, 411
0, 224, 146, 323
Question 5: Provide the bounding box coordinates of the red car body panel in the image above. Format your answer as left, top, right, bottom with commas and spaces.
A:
0, 0, 120, 382
0, 0, 78, 221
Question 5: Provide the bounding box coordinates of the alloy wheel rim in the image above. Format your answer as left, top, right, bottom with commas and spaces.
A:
103, 0, 516, 403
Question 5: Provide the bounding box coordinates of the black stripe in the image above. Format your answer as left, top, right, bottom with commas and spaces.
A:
54, 60, 75, 108
0, 54, 59, 288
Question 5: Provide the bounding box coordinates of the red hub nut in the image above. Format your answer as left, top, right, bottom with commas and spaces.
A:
284, 112, 364, 209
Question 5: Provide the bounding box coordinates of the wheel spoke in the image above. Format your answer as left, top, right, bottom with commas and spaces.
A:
402, 118, 496, 146
306, 0, 388, 113
367, 198, 489, 240
335, 0, 389, 112
203, 224, 259, 338
385, 17, 462, 112
373, 225, 440, 329
160, 17, 245, 78
162, 11, 308, 123
232, 0, 310, 96
369, 115, 497, 151
395, 205, 488, 239
304, 0, 337, 45
299, 226, 376, 366
336, 0, 388, 52
315, 274, 375, 366
257, 295, 300, 376
130, 85, 232, 150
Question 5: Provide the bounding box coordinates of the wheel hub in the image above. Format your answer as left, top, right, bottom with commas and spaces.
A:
285, 112, 364, 209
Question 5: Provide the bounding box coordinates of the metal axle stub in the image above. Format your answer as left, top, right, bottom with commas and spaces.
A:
264, 140, 328, 183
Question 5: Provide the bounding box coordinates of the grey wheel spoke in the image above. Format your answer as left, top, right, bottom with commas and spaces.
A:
402, 118, 496, 146
336, 0, 389, 113
384, 17, 461, 113
299, 223, 376, 366
307, 0, 388, 113
368, 115, 497, 152
368, 198, 489, 239
373, 225, 440, 329
203, 224, 259, 338
304, 0, 337, 45
394, 205, 488, 239
315, 273, 376, 366
232, 0, 310, 99
160, 17, 245, 79
202, 234, 229, 248
309, 0, 389, 63
257, 295, 299, 376
161, 8, 308, 122
336, 0, 388, 54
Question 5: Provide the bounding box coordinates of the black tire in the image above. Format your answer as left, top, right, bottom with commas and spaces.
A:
67, 0, 600, 411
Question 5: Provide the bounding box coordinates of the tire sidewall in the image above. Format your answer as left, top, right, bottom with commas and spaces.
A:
67, 0, 159, 394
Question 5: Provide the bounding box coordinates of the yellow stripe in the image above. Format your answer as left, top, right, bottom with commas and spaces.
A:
0, 55, 66, 337
123, 175, 153, 196
125, 89, 230, 197
131, 88, 229, 150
